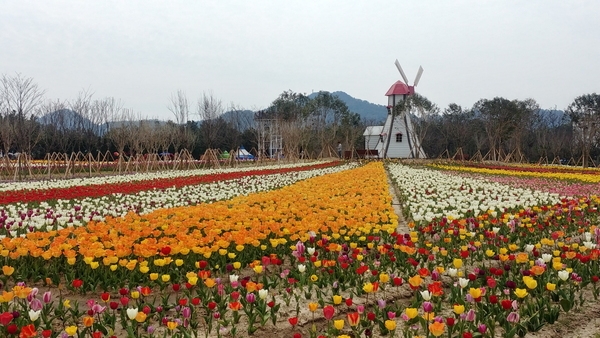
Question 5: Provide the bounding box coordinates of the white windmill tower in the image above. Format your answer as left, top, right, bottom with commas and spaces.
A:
379, 60, 426, 159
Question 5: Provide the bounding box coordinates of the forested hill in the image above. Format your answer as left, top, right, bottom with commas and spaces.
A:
308, 91, 387, 123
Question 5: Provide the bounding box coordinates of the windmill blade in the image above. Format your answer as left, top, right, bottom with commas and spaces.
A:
414, 66, 424, 87
394, 59, 409, 84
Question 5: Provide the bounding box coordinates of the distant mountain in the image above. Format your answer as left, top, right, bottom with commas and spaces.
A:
309, 91, 387, 123
38, 110, 169, 136
37, 109, 110, 135
220, 110, 255, 131
38, 92, 387, 134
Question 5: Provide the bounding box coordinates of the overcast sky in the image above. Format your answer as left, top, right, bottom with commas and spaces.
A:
1, 1, 599, 120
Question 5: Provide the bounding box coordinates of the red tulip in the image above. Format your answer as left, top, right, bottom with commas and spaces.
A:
288, 317, 298, 327
323, 305, 335, 320
0, 312, 13, 326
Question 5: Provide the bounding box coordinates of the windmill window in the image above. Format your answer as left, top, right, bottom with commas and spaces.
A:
396, 133, 403, 142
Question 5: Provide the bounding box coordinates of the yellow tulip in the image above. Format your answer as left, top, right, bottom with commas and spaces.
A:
514, 288, 528, 298
523, 276, 537, 289
384, 320, 396, 331
453, 258, 463, 269
468, 288, 482, 299
65, 326, 77, 335
405, 308, 418, 319
332, 295, 342, 305
453, 304, 465, 315
334, 319, 345, 330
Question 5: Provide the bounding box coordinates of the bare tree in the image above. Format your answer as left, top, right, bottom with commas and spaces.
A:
197, 92, 224, 150
0, 73, 45, 155
168, 90, 190, 151
567, 93, 600, 167
105, 108, 134, 173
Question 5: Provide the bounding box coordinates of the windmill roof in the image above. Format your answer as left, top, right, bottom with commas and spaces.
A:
385, 80, 411, 96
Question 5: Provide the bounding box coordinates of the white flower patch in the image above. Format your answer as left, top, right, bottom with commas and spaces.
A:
386, 163, 560, 224
0, 162, 358, 234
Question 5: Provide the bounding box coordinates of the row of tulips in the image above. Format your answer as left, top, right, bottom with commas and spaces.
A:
438, 162, 600, 175
0, 161, 339, 205
2, 161, 600, 337
0, 161, 336, 193
431, 163, 600, 183
386, 164, 560, 223
444, 170, 600, 198
0, 162, 357, 236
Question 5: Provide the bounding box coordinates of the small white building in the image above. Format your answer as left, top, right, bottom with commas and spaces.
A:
363, 80, 425, 159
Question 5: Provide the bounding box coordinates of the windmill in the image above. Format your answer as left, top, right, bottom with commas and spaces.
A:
380, 59, 426, 159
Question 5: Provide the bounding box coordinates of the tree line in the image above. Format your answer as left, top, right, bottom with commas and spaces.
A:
1, 73, 599, 165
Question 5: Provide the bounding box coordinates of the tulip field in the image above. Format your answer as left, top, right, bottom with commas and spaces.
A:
2, 160, 600, 337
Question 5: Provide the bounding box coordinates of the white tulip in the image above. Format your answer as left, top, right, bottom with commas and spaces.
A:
28, 309, 41, 321
447, 268, 457, 277
127, 307, 139, 320
298, 264, 306, 273
458, 278, 469, 289
558, 270, 570, 281
420, 290, 432, 301
258, 289, 269, 300
542, 254, 552, 263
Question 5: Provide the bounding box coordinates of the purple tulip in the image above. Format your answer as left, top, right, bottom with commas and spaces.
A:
507, 312, 520, 323
43, 291, 52, 303
465, 309, 476, 322
182, 307, 191, 318
377, 299, 386, 309
92, 304, 106, 314
478, 324, 487, 333
29, 298, 43, 311
422, 301, 433, 313
246, 293, 256, 303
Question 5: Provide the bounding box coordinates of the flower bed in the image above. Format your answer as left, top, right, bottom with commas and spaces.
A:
431, 163, 600, 182
2, 162, 600, 338
0, 161, 339, 204
0, 162, 356, 236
